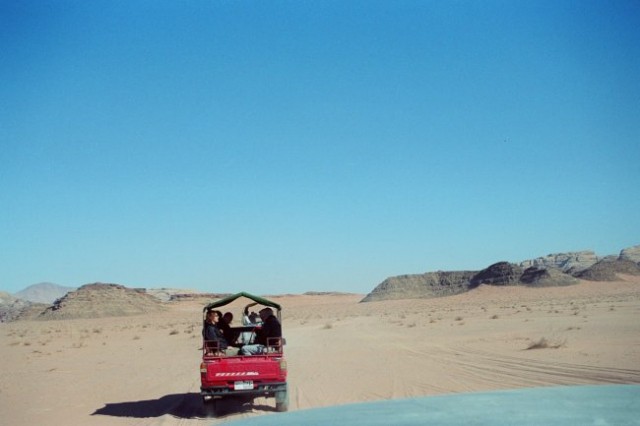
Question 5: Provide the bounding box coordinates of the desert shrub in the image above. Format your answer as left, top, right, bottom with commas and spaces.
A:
526, 337, 566, 350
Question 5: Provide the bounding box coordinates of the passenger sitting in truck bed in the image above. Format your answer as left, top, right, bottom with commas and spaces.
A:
239, 308, 281, 355
243, 302, 262, 326
219, 311, 239, 345
203, 309, 228, 354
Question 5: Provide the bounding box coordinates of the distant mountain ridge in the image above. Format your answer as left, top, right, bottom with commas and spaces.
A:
37, 283, 165, 320
0, 283, 208, 323
361, 245, 640, 302
13, 282, 76, 304
3, 245, 639, 320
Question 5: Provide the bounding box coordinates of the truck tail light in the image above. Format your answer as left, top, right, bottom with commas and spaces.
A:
279, 359, 287, 372
200, 362, 207, 373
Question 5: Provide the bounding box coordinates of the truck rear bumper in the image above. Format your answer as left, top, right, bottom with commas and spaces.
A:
201, 382, 287, 398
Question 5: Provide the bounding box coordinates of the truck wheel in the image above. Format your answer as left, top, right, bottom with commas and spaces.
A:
275, 387, 289, 412
202, 398, 218, 417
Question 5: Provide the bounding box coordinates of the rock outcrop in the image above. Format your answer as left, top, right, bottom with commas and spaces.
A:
361, 271, 476, 302
169, 292, 230, 301
362, 245, 639, 302
38, 283, 166, 320
520, 266, 579, 286
0, 292, 48, 323
574, 259, 640, 281
619, 245, 640, 264
470, 262, 523, 287
519, 251, 598, 273
145, 287, 202, 302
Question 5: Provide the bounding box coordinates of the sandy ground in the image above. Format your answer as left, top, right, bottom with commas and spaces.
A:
1, 276, 639, 425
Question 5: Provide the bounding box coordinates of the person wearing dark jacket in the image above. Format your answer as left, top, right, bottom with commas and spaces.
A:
203, 309, 228, 353
239, 308, 281, 355
219, 311, 241, 345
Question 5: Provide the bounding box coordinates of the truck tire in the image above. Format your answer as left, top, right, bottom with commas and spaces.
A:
202, 397, 218, 417
275, 386, 289, 412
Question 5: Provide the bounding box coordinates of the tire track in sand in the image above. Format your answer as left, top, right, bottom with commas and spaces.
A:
399, 341, 640, 394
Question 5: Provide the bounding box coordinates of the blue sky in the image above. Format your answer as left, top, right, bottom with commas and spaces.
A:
1, 1, 639, 295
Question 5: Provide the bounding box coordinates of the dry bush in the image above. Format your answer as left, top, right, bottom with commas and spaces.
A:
490, 314, 499, 319
169, 330, 180, 335
322, 323, 333, 330
526, 337, 566, 350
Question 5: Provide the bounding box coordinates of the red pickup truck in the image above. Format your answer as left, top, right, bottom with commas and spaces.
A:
200, 292, 288, 414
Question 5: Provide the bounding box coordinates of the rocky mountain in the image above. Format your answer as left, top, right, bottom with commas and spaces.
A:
469, 262, 523, 286
361, 271, 476, 302
519, 250, 599, 273
574, 259, 640, 281
0, 292, 48, 323
13, 282, 76, 304
0, 291, 12, 304
362, 245, 639, 302
619, 245, 640, 263
37, 283, 166, 320
145, 287, 202, 302
519, 266, 579, 286
168, 292, 230, 301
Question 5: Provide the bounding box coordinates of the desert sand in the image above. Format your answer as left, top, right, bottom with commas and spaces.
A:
1, 276, 639, 425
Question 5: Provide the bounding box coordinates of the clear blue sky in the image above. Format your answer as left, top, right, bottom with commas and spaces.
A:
1, 1, 639, 295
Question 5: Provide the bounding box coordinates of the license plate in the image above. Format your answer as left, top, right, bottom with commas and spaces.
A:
234, 380, 254, 390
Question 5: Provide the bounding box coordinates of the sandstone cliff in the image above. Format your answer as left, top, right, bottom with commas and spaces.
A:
362, 245, 638, 302
519, 250, 599, 273
361, 271, 476, 302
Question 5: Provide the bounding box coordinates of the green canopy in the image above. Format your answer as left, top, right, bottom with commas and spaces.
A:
203, 291, 282, 312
